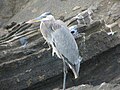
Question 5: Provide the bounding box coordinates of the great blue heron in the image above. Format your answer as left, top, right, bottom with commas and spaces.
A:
26, 13, 82, 90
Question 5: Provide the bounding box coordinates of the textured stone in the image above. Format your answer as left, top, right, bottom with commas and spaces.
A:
0, 0, 120, 90
0, 29, 120, 90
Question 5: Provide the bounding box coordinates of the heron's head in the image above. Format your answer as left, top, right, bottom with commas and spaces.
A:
41, 15, 55, 22
26, 12, 55, 23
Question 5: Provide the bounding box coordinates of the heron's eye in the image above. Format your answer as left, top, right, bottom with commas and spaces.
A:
71, 31, 75, 34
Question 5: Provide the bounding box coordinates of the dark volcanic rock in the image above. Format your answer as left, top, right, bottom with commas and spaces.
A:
27, 35, 120, 90
0, 29, 120, 90
78, 31, 120, 61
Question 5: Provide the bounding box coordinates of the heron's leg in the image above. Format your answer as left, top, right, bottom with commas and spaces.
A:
44, 41, 51, 50
43, 41, 47, 45
47, 43, 51, 50
62, 57, 67, 90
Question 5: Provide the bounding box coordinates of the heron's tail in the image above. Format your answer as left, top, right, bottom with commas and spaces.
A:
74, 57, 81, 79
67, 56, 82, 79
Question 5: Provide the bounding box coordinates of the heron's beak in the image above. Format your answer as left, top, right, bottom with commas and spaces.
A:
26, 18, 42, 24
26, 16, 46, 24
26, 12, 52, 24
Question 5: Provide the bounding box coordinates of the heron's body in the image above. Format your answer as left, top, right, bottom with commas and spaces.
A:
26, 14, 82, 90
40, 17, 82, 79
52, 20, 82, 78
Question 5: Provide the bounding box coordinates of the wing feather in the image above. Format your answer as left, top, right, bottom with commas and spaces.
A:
51, 21, 80, 65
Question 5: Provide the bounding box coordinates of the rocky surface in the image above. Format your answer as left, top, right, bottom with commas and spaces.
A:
0, 0, 120, 90
0, 0, 29, 27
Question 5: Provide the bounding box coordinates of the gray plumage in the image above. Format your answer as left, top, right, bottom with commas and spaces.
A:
40, 15, 82, 79
26, 14, 82, 90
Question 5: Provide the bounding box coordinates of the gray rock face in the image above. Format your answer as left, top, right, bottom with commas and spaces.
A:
78, 31, 120, 61
0, 0, 120, 90
0, 20, 120, 90
0, 0, 29, 27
